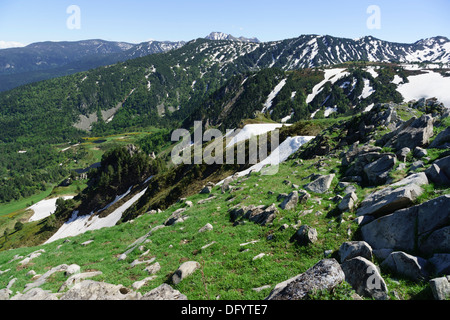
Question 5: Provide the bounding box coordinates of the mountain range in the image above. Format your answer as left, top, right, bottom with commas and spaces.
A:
1, 33, 449, 92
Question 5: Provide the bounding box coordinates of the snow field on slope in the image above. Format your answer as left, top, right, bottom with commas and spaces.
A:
306, 68, 349, 104
397, 71, 450, 107
226, 123, 290, 148
27, 196, 75, 222
261, 78, 287, 113
44, 188, 148, 244
218, 135, 314, 185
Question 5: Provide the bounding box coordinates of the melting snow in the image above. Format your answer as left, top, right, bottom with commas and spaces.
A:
218, 136, 314, 185
27, 196, 75, 222
226, 123, 289, 148
306, 68, 349, 104
262, 79, 287, 113
45, 188, 148, 244
397, 71, 450, 107
358, 79, 374, 99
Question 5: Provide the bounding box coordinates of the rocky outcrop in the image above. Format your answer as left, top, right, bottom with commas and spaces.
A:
361, 195, 450, 254
425, 155, 450, 186
266, 259, 345, 300
380, 114, 434, 151
60, 280, 142, 300
229, 204, 278, 226
356, 173, 428, 218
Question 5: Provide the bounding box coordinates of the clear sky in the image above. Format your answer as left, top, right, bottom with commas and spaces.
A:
0, 0, 449, 48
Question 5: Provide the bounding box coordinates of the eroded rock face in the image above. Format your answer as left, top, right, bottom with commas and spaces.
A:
266, 259, 345, 300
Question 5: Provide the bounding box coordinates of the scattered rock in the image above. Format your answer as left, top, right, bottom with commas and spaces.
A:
81, 240, 94, 246
279, 191, 299, 210
172, 261, 201, 285
304, 174, 335, 194
11, 288, 58, 301
132, 276, 157, 290
145, 262, 161, 275
338, 192, 358, 212
414, 147, 428, 158
253, 253, 266, 261
58, 271, 103, 292
290, 225, 318, 246
396, 147, 411, 162
198, 223, 213, 233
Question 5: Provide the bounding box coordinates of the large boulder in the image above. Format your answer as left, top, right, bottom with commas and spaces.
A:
419, 226, 450, 256
304, 174, 335, 194
425, 155, 450, 186
428, 254, 450, 276
429, 277, 450, 300
266, 259, 345, 300
361, 195, 450, 252
381, 251, 429, 281
356, 173, 427, 218
363, 154, 396, 185
429, 127, 450, 149
341, 257, 388, 300
60, 280, 141, 300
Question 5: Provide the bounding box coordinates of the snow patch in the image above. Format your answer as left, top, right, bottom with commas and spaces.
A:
218, 136, 314, 184
261, 79, 287, 113
27, 196, 75, 222
45, 188, 148, 244
397, 71, 450, 107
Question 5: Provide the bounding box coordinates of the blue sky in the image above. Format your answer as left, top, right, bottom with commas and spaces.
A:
0, 0, 449, 48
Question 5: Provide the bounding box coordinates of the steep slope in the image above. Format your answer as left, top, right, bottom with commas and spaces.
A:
0, 102, 448, 302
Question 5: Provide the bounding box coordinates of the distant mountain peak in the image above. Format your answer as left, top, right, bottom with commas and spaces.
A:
205, 32, 260, 43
